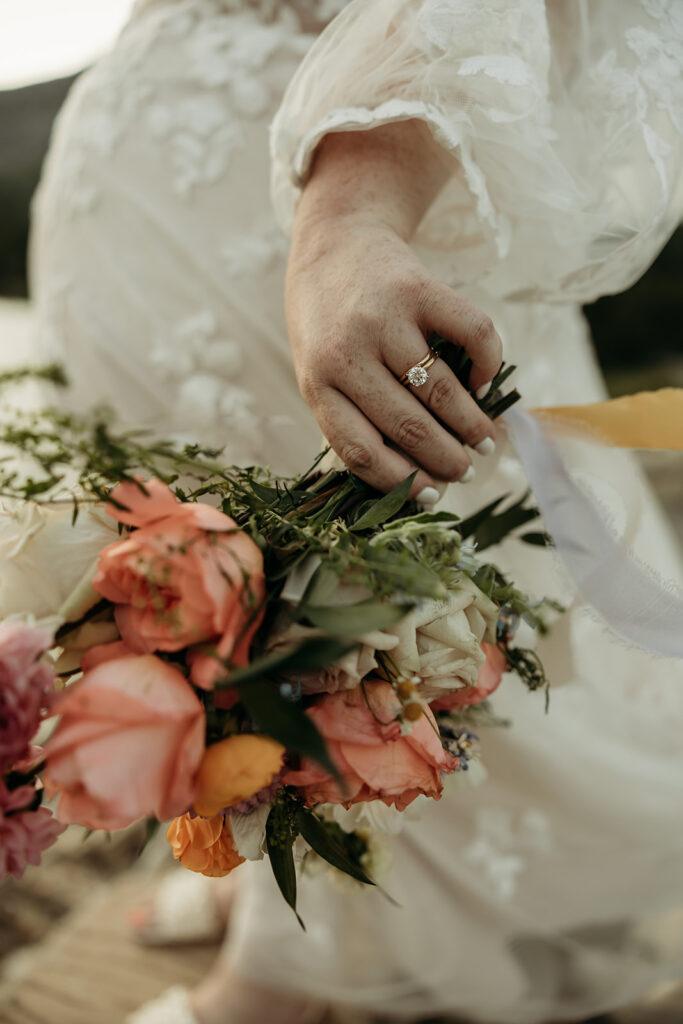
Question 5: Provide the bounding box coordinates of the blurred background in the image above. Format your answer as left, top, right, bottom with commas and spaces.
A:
0, 4, 681, 1021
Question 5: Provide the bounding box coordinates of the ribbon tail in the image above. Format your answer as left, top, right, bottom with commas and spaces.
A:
504, 407, 683, 659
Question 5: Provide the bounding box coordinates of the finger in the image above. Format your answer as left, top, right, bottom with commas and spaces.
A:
384, 330, 496, 454
341, 363, 474, 483
419, 283, 503, 393
310, 386, 437, 497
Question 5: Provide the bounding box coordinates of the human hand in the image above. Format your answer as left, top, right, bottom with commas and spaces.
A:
286, 124, 502, 501
286, 216, 501, 500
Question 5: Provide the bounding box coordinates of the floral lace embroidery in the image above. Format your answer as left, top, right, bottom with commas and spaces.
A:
147, 96, 246, 195
150, 309, 263, 445
220, 218, 289, 277
464, 808, 552, 901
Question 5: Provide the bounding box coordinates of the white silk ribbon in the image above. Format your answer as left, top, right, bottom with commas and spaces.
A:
504, 407, 683, 658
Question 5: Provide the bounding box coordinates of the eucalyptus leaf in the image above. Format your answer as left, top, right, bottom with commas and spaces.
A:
250, 481, 282, 504
350, 472, 416, 531
238, 679, 341, 783
457, 496, 508, 540
393, 510, 460, 526
217, 637, 354, 688
266, 807, 304, 930
295, 807, 375, 886
520, 530, 554, 547
296, 600, 407, 636
474, 499, 540, 551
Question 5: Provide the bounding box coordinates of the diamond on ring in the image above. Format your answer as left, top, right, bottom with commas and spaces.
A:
400, 352, 437, 387
406, 364, 430, 387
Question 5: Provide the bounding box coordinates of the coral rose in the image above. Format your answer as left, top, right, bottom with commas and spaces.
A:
0, 619, 56, 772
92, 479, 265, 688
44, 652, 205, 830
0, 781, 65, 882
167, 812, 244, 877
429, 642, 507, 712
193, 734, 285, 817
283, 680, 457, 811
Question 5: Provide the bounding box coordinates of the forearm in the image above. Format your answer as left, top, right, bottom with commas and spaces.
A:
291, 120, 453, 248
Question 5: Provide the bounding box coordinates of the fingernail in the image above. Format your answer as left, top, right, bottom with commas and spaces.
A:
475, 384, 491, 400
416, 486, 441, 507
460, 466, 475, 483
474, 437, 496, 456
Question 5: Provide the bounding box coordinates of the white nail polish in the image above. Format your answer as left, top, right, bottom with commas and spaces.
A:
475, 384, 491, 400
460, 466, 476, 483
474, 437, 496, 456
416, 486, 440, 507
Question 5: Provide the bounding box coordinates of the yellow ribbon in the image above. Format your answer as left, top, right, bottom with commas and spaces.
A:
531, 388, 683, 450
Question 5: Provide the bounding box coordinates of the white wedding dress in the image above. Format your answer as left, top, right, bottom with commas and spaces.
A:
29, 1, 683, 1021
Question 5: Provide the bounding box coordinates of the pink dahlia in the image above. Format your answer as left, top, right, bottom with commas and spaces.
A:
0, 620, 56, 772
0, 782, 65, 882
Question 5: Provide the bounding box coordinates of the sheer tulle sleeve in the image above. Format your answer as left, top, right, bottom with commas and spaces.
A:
271, 0, 683, 304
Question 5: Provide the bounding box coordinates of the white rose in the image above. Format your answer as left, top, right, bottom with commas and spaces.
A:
271, 572, 498, 700
53, 616, 121, 674
0, 499, 118, 621
387, 578, 499, 700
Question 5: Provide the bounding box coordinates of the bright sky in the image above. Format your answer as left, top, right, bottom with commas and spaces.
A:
0, 0, 136, 89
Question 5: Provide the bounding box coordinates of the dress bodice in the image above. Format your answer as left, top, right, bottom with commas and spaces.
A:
132, 0, 349, 32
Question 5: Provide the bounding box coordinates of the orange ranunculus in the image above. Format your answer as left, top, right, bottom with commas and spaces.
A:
166, 812, 245, 877
92, 478, 265, 688
283, 680, 457, 812
193, 734, 285, 817
44, 652, 205, 830
429, 642, 506, 713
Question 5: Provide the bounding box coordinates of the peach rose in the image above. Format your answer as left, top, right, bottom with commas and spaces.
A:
92, 479, 265, 688
44, 652, 205, 830
166, 812, 245, 877
193, 734, 285, 817
429, 642, 506, 712
283, 680, 457, 811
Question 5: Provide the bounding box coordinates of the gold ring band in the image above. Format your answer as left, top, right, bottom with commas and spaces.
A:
400, 353, 438, 387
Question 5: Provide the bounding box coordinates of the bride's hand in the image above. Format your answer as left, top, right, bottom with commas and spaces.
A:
286, 123, 502, 499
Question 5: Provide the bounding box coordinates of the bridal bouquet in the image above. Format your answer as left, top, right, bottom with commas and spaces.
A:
0, 356, 555, 918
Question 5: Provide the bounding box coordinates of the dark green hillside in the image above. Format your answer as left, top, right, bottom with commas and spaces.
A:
0, 75, 77, 296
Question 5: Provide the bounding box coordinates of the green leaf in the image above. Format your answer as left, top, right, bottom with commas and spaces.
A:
474, 496, 540, 551
486, 388, 522, 421
295, 807, 375, 886
350, 472, 416, 531
266, 806, 304, 930
456, 496, 508, 540
394, 510, 460, 526
520, 530, 554, 547
250, 481, 283, 504
218, 637, 355, 689
456, 492, 541, 552
296, 600, 407, 636
238, 679, 341, 784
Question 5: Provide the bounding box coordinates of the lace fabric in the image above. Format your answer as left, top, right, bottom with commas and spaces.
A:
271, 0, 683, 304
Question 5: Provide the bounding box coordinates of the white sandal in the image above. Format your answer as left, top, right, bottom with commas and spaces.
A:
129, 870, 225, 946
126, 985, 198, 1024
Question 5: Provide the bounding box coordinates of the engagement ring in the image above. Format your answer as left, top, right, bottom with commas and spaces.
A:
400, 352, 437, 388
